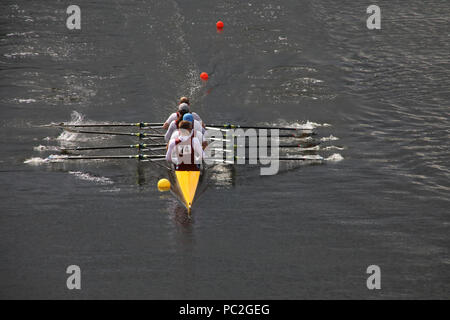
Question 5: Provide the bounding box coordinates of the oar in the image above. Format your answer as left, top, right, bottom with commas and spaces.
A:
240, 155, 323, 161
61, 128, 164, 138
62, 127, 311, 139
226, 133, 314, 138
49, 154, 165, 160
212, 132, 315, 140
207, 141, 320, 148
60, 143, 166, 152
210, 145, 320, 153
48, 122, 164, 128
206, 124, 314, 131
48, 153, 170, 169
48, 121, 317, 132
206, 155, 324, 162
253, 156, 324, 161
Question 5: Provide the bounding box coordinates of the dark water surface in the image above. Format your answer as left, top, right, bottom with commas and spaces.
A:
0, 0, 449, 299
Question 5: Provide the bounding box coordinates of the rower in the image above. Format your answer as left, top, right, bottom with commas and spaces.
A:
164, 108, 204, 142
163, 97, 203, 129
169, 113, 207, 149
166, 120, 204, 170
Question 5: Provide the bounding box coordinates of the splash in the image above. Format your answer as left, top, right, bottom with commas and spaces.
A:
323, 145, 344, 151
100, 187, 121, 193
24, 157, 48, 165
4, 52, 39, 58
67, 110, 86, 124
263, 120, 330, 130
299, 145, 320, 151
304, 121, 332, 129
325, 153, 344, 162
33, 145, 60, 152
297, 155, 323, 160
57, 111, 85, 142
57, 130, 83, 142
56, 111, 111, 142
69, 171, 113, 185
15, 98, 36, 103
321, 135, 339, 142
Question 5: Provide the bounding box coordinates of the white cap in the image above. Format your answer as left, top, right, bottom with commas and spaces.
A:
178, 103, 190, 112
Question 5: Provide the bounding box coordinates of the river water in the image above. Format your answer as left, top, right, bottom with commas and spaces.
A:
0, 0, 448, 299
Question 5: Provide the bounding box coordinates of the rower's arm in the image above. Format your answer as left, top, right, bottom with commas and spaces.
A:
164, 122, 175, 142
193, 139, 203, 164
197, 131, 207, 149
163, 113, 177, 129
192, 112, 205, 128
166, 140, 175, 163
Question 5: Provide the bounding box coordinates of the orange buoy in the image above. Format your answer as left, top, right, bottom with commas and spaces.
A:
200, 72, 209, 81
216, 20, 224, 29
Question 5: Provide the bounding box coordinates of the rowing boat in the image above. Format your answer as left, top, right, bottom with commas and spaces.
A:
39, 120, 326, 214
168, 166, 203, 213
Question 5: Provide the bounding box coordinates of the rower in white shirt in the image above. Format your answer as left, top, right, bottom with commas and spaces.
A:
163, 97, 203, 130
166, 120, 204, 170
165, 110, 204, 144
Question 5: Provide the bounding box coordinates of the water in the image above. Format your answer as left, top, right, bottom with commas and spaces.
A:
0, 0, 449, 299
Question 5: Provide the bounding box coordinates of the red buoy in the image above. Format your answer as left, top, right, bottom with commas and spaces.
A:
200, 72, 209, 81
